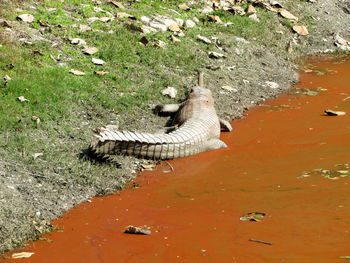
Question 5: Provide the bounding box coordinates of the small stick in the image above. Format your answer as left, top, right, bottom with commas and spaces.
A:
248, 239, 272, 245
164, 161, 174, 172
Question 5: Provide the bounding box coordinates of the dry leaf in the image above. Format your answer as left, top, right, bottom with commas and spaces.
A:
17, 14, 34, 23
141, 163, 156, 171
17, 96, 29, 102
12, 252, 34, 259
31, 116, 40, 124
94, 71, 109, 76
179, 3, 190, 11
279, 9, 298, 22
69, 69, 85, 76
109, 1, 125, 9
33, 152, 43, 160
168, 23, 180, 32
324, 109, 346, 116
82, 47, 98, 55
171, 35, 181, 43
116, 12, 136, 20
92, 58, 105, 65
292, 25, 308, 36
124, 225, 151, 235
246, 5, 256, 16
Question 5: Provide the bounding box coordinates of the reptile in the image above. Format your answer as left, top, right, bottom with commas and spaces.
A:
90, 72, 232, 160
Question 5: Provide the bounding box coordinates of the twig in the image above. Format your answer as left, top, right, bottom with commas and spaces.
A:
162, 161, 174, 174
249, 239, 272, 245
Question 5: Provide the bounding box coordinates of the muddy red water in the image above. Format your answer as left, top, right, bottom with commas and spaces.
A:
3, 56, 350, 263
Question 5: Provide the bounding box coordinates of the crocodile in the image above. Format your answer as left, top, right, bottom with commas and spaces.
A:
90, 72, 232, 160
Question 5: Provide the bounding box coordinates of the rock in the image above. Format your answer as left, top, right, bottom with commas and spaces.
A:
168, 23, 180, 32
124, 225, 151, 235
92, 58, 105, 65
247, 5, 256, 16
161, 86, 177, 98
69, 69, 85, 76
202, 6, 214, 13
231, 6, 246, 15
292, 25, 308, 36
82, 47, 98, 55
155, 40, 167, 49
262, 81, 279, 89
208, 51, 226, 59
87, 17, 99, 24
70, 38, 86, 45
141, 25, 157, 34
140, 16, 151, 24
185, 19, 196, 28
79, 24, 91, 32
179, 3, 190, 11
153, 15, 176, 27
279, 9, 298, 22
4, 75, 11, 81
17, 14, 35, 23
248, 14, 260, 22
175, 18, 184, 27
95, 71, 109, 76
193, 17, 199, 23
149, 22, 167, 32
234, 37, 250, 44
197, 34, 212, 44
334, 34, 350, 50
222, 86, 238, 92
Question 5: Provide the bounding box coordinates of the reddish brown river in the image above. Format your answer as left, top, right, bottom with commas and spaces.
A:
2, 56, 350, 263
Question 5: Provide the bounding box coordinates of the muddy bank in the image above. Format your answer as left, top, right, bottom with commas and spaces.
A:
0, 0, 350, 253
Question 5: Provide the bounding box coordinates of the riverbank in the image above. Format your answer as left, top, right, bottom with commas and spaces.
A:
0, 0, 349, 253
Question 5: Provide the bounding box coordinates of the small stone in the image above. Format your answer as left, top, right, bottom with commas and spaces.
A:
99, 17, 112, 22
292, 25, 308, 36
82, 47, 98, 55
175, 18, 184, 27
202, 6, 213, 13
248, 13, 259, 22
171, 35, 181, 43
92, 58, 105, 65
231, 6, 246, 15
155, 40, 167, 49
185, 19, 196, 28
17, 14, 35, 23
79, 24, 91, 32
95, 71, 109, 76
197, 35, 212, 44
87, 17, 99, 24
279, 9, 298, 22
116, 12, 136, 20
161, 86, 177, 98
263, 81, 279, 89
4, 75, 11, 81
149, 22, 167, 32
141, 25, 157, 34
109, 1, 125, 9
246, 5, 256, 16
207, 15, 222, 23
193, 17, 199, 23
140, 16, 151, 24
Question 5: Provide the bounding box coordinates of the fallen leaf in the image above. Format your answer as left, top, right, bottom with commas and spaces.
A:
33, 152, 43, 160
279, 9, 298, 22
171, 35, 181, 43
197, 34, 211, 44
12, 252, 34, 259
124, 225, 151, 235
240, 212, 266, 222
324, 109, 346, 116
141, 163, 156, 171
95, 71, 109, 76
82, 46, 98, 55
222, 86, 238, 92
116, 12, 136, 20
109, 0, 125, 9
17, 14, 34, 23
92, 58, 105, 65
69, 69, 85, 76
161, 86, 177, 98
292, 25, 308, 36
31, 116, 40, 124
17, 96, 29, 102
207, 15, 222, 23
246, 5, 256, 16
168, 23, 180, 33
179, 3, 190, 11
208, 51, 226, 59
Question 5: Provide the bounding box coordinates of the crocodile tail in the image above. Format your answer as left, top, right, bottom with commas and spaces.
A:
90, 128, 205, 160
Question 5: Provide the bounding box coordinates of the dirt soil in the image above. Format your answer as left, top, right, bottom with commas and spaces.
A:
0, 0, 350, 254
